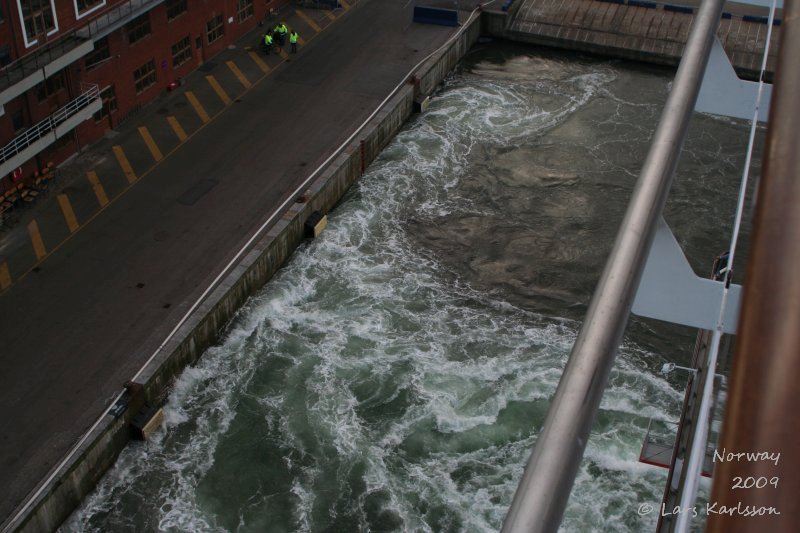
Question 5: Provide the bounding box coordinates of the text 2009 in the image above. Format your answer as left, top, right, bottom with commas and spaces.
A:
732, 476, 779, 489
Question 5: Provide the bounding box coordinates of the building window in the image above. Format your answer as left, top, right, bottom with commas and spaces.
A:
84, 37, 110, 70
0, 46, 11, 68
171, 36, 192, 68
75, 0, 105, 17
76, 0, 103, 10
11, 109, 25, 132
133, 59, 156, 94
126, 13, 150, 45
206, 15, 224, 44
237, 0, 254, 22
93, 85, 117, 122
165, 0, 187, 21
21, 0, 57, 42
35, 72, 66, 101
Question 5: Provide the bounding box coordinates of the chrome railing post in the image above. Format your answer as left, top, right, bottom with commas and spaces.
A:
501, 0, 727, 530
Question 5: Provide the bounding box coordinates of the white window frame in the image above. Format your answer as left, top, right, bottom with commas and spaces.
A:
17, 0, 60, 48
74, 0, 107, 21
236, 0, 254, 23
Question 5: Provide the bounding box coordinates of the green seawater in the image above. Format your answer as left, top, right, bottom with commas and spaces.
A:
65, 43, 758, 532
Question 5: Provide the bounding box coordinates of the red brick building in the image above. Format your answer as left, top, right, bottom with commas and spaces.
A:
0, 0, 284, 192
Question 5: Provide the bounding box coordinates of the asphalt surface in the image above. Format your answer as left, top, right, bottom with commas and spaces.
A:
0, 0, 459, 524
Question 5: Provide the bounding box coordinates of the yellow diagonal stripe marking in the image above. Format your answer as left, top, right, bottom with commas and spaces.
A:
206, 75, 231, 105
57, 194, 79, 233
278, 48, 289, 60
340, 0, 351, 10
323, 10, 336, 21
138, 126, 163, 162
226, 60, 251, 89
28, 220, 46, 260
186, 91, 210, 123
112, 145, 137, 184
298, 36, 307, 45
296, 9, 322, 32
248, 51, 271, 73
87, 171, 108, 207
0, 262, 11, 291
167, 116, 187, 142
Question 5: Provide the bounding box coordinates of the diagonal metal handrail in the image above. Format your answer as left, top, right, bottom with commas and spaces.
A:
0, 84, 100, 165
501, 0, 727, 530
0, 0, 165, 94
0, 33, 89, 93
75, 0, 165, 40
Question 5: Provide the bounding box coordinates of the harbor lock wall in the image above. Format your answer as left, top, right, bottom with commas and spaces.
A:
11, 2, 773, 527
5, 12, 481, 533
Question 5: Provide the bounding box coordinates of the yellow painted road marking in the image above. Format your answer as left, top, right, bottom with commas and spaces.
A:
296, 9, 322, 32
340, 0, 351, 10
323, 10, 336, 21
112, 146, 137, 184
185, 91, 210, 123
28, 220, 46, 260
167, 116, 187, 142
226, 61, 252, 89
298, 36, 306, 45
87, 171, 108, 207
248, 51, 271, 73
206, 75, 231, 105
138, 126, 163, 162
57, 194, 79, 233
278, 48, 289, 60
0, 262, 11, 291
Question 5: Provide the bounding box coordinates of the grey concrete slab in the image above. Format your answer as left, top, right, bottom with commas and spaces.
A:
0, 0, 458, 524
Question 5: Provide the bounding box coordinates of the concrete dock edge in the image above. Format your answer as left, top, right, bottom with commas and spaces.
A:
4, 13, 481, 533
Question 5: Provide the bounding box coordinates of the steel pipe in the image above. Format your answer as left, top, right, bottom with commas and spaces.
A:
501, 0, 726, 530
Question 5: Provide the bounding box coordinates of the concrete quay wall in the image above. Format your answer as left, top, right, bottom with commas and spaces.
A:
3, 14, 481, 533
17, 0, 775, 526
488, 0, 779, 81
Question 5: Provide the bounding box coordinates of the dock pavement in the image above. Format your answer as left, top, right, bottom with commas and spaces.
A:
0, 0, 461, 526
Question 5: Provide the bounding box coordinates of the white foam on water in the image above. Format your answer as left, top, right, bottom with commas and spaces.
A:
66, 52, 707, 532
63, 318, 271, 531
388, 436, 537, 532
290, 476, 314, 532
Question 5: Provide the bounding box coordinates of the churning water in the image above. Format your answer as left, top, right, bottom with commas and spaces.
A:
65, 43, 758, 532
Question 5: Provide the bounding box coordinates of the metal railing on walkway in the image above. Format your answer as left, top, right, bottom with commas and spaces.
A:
0, 84, 100, 166
0, 34, 90, 94
0, 0, 164, 95
75, 0, 166, 40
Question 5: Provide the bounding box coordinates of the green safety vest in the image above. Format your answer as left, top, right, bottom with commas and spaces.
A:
290, 33, 298, 44
276, 24, 288, 35
265, 34, 272, 45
